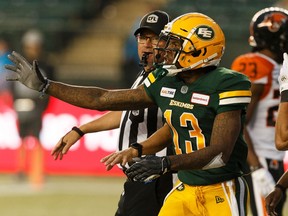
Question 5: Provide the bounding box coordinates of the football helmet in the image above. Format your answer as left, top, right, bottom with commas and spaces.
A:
249, 7, 288, 61
154, 12, 225, 75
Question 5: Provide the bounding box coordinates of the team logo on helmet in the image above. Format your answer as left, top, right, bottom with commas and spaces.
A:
258, 12, 288, 32
195, 25, 215, 40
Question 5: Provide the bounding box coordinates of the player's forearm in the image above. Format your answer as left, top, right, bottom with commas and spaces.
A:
168, 146, 225, 171
277, 56, 288, 150
277, 171, 288, 189
275, 102, 288, 150
46, 81, 108, 110
46, 81, 152, 111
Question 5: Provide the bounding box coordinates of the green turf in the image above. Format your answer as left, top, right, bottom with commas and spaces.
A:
0, 174, 287, 216
0, 174, 125, 216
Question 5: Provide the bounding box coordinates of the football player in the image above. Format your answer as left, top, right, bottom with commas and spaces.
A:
6, 12, 251, 215
231, 7, 288, 216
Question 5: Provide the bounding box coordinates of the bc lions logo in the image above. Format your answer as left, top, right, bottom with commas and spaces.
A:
258, 12, 287, 32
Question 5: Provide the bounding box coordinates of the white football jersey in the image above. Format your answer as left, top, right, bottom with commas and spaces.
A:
232, 52, 285, 160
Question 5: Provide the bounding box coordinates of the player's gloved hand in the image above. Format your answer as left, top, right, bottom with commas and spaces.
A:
5, 51, 49, 92
279, 52, 288, 93
251, 167, 275, 197
125, 155, 171, 183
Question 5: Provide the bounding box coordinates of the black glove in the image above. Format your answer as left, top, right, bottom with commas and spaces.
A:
125, 155, 171, 183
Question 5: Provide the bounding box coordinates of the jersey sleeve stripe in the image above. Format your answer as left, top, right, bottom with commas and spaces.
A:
144, 78, 151, 87
144, 73, 157, 87
148, 73, 156, 83
219, 97, 251, 105
219, 90, 252, 99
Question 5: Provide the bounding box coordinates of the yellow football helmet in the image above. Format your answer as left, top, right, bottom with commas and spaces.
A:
155, 13, 225, 75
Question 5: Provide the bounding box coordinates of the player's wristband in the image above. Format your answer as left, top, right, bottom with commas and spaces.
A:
281, 90, 288, 102
39, 79, 50, 98
72, 126, 85, 137
275, 183, 286, 195
162, 156, 171, 174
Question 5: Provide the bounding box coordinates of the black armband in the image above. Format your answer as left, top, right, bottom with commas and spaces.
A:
72, 126, 85, 137
281, 90, 288, 102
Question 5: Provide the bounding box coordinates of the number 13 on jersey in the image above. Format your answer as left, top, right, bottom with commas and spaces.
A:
164, 110, 206, 154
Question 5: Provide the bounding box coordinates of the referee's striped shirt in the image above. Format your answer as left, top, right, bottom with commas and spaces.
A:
117, 70, 170, 158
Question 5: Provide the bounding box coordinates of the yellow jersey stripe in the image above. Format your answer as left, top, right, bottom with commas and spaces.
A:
148, 73, 156, 84
219, 90, 251, 99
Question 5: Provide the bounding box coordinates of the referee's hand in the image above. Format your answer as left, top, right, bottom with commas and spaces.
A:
100, 147, 138, 171
51, 128, 83, 160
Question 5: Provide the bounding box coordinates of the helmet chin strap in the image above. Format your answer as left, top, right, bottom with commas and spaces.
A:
164, 53, 218, 76
163, 65, 183, 76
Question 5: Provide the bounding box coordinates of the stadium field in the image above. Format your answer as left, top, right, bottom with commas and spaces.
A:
0, 174, 287, 216
0, 174, 125, 216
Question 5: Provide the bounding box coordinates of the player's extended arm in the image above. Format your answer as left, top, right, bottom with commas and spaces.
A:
51, 111, 122, 160
5, 51, 154, 111
265, 170, 288, 216
100, 123, 173, 171
275, 102, 288, 150
276, 53, 288, 150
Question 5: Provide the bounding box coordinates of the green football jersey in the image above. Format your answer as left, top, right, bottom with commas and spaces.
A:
144, 67, 251, 185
